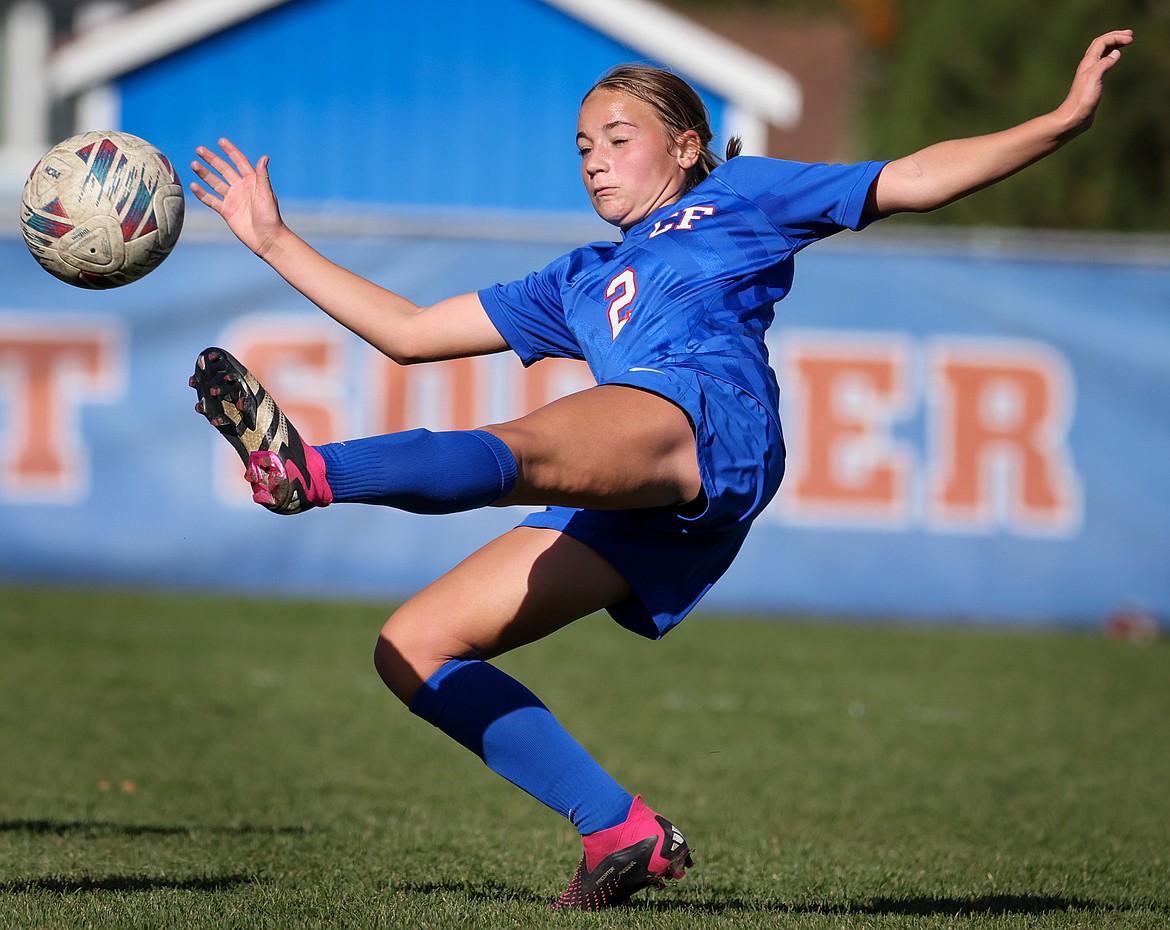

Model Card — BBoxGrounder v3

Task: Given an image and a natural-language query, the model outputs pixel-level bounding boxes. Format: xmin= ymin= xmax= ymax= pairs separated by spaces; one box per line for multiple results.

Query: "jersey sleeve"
xmin=713 ymin=155 xmax=888 ymax=248
xmin=478 ymin=253 xmax=583 ymax=367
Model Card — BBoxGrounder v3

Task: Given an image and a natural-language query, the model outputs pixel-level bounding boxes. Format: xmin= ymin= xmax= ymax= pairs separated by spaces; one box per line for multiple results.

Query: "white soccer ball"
xmin=19 ymin=130 xmax=185 ymax=289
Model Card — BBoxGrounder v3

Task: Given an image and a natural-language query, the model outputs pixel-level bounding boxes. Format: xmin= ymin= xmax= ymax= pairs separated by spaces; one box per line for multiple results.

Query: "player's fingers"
xmin=195 ymin=143 xmax=240 ymax=183
xmin=190 ymin=159 xmax=230 ymax=196
xmin=1073 ymin=31 xmax=1129 ymax=86
xmin=188 ymin=181 xmax=224 ymax=213
xmin=218 ymin=137 xmax=256 ymax=178
xmin=255 ymin=155 xmax=274 ymax=192
xmin=1087 ymin=29 xmax=1133 ymax=61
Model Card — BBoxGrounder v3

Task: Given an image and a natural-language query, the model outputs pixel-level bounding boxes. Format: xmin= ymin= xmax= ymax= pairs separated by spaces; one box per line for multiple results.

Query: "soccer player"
xmin=189 ymin=30 xmax=1130 ymax=909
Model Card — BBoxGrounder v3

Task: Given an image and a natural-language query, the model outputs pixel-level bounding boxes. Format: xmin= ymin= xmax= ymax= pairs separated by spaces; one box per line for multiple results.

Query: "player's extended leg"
xmin=191 ymin=346 xmax=515 ymax=515
xmin=375 ymin=525 xmax=692 ymax=909
xmin=191 ymin=347 xmax=701 ymax=516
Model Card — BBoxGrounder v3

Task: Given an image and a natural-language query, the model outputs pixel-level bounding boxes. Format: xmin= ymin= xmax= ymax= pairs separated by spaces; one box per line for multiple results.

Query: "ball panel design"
xmin=19 ymin=131 xmax=186 ymax=289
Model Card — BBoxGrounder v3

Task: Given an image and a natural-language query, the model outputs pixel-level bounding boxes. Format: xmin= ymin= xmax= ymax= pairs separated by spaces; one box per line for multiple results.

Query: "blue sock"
xmin=316 ymin=429 xmax=517 ymax=514
xmin=410 ymin=658 xmax=634 ymax=835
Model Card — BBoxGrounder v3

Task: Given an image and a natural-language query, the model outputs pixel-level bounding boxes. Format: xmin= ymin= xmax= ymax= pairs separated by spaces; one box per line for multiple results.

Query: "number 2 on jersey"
xmin=606 ymin=268 xmax=637 ymax=340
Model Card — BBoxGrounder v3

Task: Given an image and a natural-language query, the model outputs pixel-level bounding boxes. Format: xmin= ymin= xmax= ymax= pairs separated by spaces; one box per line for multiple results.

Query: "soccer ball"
xmin=19 ymin=130 xmax=185 ymax=289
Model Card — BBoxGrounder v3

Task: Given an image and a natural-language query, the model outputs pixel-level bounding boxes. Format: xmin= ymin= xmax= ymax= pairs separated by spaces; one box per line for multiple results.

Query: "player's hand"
xmin=190 ymin=139 xmax=285 ymax=258
xmin=1055 ymin=30 xmax=1133 ymax=137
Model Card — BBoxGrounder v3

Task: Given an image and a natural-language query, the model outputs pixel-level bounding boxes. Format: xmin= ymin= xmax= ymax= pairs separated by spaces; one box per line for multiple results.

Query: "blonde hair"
xmin=584 ymin=64 xmax=742 ymax=191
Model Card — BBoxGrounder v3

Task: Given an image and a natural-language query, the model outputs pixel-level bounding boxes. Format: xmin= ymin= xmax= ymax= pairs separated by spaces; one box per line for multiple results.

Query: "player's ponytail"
xmin=585 ymin=65 xmax=741 ymax=192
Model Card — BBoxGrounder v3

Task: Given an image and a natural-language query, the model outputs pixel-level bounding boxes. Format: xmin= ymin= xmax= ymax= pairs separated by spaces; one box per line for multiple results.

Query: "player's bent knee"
xmin=374 ymin=607 xmax=467 ymax=705
xmin=373 ymin=630 xmax=419 ymax=704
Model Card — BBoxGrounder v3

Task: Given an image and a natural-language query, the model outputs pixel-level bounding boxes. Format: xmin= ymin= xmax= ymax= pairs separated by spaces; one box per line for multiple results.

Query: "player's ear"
xmin=674 ymin=130 xmax=701 ymax=170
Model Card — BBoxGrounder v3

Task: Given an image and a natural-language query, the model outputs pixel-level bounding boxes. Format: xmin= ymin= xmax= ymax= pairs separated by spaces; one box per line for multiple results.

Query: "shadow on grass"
xmin=0 ymin=874 xmax=259 ymax=894
xmin=813 ymin=894 xmax=1103 ymax=917
xmin=398 ymin=880 xmax=548 ymax=906
xmin=0 ymin=820 xmax=288 ymax=896
xmin=397 ymin=881 xmax=1152 ymax=918
xmin=771 ymin=894 xmax=1104 ymax=917
xmin=0 ymin=819 xmax=307 ymax=837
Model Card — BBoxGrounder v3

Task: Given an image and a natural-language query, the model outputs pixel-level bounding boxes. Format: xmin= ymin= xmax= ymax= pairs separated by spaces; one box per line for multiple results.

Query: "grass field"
xmin=0 ymin=585 xmax=1167 ymax=929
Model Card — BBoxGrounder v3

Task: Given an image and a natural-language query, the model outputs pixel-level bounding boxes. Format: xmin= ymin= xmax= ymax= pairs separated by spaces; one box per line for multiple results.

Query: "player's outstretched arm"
xmin=190 ymin=138 xmax=507 ymax=364
xmin=867 ymin=29 xmax=1133 ymax=217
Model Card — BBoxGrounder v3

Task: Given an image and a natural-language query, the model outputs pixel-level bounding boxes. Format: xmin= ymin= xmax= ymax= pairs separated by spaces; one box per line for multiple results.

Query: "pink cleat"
xmin=190 ymin=347 xmax=332 ymax=515
xmin=551 ymin=795 xmax=693 ymax=910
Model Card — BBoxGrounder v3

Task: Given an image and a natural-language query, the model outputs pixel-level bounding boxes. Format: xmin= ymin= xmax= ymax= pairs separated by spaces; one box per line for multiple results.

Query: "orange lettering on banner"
xmin=928 ymin=342 xmax=1081 ymax=532
xmin=775 ymin=331 xmax=1080 ymax=536
xmin=0 ymin=323 xmax=122 ymax=501
xmin=781 ymin=335 xmax=912 ymax=524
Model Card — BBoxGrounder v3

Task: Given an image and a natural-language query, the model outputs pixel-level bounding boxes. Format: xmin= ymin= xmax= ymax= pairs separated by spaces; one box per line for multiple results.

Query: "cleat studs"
xmin=194 ymin=402 xmax=204 ymax=414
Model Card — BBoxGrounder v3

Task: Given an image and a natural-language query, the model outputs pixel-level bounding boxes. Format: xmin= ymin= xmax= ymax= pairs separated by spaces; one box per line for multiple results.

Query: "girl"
xmin=190 ymin=30 xmax=1130 ymax=909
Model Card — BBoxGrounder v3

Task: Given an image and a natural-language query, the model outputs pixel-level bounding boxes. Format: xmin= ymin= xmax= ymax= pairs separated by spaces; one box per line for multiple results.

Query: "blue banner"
xmin=2 ymin=226 xmax=1167 ymax=628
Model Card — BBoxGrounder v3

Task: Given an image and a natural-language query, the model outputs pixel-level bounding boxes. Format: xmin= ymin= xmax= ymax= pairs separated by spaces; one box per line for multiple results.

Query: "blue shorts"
xmin=518 ymin=368 xmax=785 ymax=639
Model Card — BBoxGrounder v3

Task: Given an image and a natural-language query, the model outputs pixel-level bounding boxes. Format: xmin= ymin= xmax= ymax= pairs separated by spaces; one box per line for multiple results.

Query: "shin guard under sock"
xmin=316 ymin=429 xmax=517 ymax=514
xmin=410 ymin=658 xmax=634 ymax=835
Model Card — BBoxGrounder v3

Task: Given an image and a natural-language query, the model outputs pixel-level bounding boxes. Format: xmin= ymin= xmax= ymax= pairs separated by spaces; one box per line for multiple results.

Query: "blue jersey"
xmin=479 ymin=155 xmax=887 ymax=423
xmin=480 ymin=155 xmax=888 ymax=638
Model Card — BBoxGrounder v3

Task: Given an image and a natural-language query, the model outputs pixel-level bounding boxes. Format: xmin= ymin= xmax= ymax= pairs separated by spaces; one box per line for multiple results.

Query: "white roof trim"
xmin=544 ymin=0 xmax=801 ymax=126
xmin=48 ymin=0 xmax=295 ymax=98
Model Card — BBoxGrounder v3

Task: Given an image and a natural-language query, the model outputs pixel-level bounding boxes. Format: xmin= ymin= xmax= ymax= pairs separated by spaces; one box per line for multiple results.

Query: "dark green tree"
xmin=666 ymin=0 xmax=1168 ymax=230
xmin=866 ymin=0 xmax=1166 ymax=230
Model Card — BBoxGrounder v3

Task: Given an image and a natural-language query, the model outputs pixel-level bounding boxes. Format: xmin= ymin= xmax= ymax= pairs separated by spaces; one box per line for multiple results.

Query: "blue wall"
xmin=115 ymin=0 xmax=727 ymax=212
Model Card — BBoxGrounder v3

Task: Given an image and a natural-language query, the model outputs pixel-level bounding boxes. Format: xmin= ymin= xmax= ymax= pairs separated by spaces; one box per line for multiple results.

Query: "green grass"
xmin=0 ymin=585 xmax=1167 ymax=929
